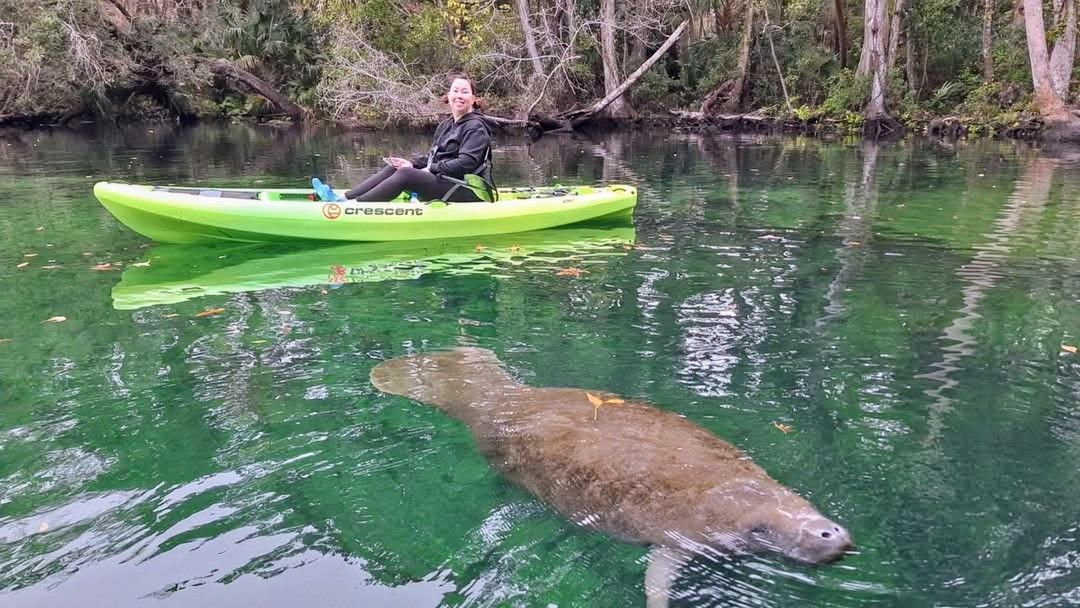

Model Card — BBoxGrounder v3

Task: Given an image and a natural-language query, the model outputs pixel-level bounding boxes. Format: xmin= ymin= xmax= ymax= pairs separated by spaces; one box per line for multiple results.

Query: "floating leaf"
xmin=194 ymin=307 xmax=225 ymax=318
xmin=773 ymin=422 xmax=793 ymax=434
xmin=1063 ymin=344 xmax=1078 ymax=354
xmin=42 ymin=316 xmax=67 ymax=323
xmin=91 ymin=263 xmax=116 ymax=271
xmin=40 ymin=264 xmax=62 ymax=269
xmin=82 ymin=252 xmax=93 ymax=256
xmin=555 ymin=267 xmax=586 ymax=277
xmin=0 ymin=338 xmax=11 ymax=345
xmin=16 ymin=262 xmax=29 ymax=269
xmin=35 ymin=226 xmax=44 ymax=231
xmin=130 ymin=261 xmax=150 ymax=267
xmin=23 ymin=253 xmax=37 ymax=258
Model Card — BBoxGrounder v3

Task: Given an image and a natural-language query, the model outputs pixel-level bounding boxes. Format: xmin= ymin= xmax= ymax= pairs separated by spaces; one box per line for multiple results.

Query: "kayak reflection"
xmin=112 ymin=226 xmax=637 ymax=310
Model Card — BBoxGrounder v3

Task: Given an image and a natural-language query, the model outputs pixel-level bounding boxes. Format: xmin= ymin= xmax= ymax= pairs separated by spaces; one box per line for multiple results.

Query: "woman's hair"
xmin=442 ymin=72 xmax=486 ymax=111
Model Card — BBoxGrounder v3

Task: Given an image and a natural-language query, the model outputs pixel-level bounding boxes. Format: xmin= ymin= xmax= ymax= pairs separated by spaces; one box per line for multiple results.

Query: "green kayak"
xmin=93 ymin=181 xmax=637 ymax=244
xmin=111 ymin=226 xmax=636 ymax=309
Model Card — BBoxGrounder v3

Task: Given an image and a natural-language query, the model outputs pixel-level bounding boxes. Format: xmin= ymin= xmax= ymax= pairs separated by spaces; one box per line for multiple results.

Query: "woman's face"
xmin=447 ymin=78 xmax=475 ymax=116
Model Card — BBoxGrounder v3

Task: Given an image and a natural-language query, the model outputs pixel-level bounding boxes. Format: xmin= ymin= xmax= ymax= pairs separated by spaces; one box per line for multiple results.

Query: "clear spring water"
xmin=1 ymin=124 xmax=1079 ymax=607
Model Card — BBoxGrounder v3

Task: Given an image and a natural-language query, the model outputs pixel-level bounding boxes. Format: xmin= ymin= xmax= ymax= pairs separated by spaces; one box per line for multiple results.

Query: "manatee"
xmin=370 ymin=347 xmax=852 ymax=606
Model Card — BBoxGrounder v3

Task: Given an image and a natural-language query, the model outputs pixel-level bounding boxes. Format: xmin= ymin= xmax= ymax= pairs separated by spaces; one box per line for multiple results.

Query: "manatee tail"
xmin=370 ymin=347 xmax=521 ymax=415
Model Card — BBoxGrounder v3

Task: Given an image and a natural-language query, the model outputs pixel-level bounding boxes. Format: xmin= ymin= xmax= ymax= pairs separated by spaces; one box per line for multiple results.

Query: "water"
xmin=2 ymin=123 xmax=1080 ymax=607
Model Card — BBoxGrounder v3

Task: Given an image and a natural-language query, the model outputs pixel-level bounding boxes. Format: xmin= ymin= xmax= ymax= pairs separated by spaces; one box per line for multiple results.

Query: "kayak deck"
xmin=93 ymin=182 xmax=637 ymax=244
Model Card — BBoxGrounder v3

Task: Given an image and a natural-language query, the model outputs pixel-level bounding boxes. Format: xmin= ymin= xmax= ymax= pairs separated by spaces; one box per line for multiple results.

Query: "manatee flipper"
xmin=645 ymin=545 xmax=690 ymax=608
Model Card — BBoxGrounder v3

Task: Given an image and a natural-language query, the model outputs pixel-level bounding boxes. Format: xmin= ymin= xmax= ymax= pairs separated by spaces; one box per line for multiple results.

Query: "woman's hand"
xmin=384 ymin=156 xmax=412 ymax=169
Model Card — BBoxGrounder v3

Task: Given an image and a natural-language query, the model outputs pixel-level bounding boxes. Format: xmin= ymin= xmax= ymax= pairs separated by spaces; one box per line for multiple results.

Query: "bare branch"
xmin=317 ymin=29 xmax=445 ymax=121
xmin=524 ymin=20 xmax=593 ymax=118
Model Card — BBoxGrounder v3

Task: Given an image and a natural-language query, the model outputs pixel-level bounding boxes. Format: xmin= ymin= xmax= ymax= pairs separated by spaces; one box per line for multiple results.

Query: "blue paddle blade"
xmin=311 ymin=177 xmax=343 ymax=201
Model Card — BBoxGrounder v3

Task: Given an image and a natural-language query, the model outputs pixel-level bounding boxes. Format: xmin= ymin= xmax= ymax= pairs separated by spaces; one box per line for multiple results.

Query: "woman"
xmin=317 ymin=73 xmax=494 ymax=203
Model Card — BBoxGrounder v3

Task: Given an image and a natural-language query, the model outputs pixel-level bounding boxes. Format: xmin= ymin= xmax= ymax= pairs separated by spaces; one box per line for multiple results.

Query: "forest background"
xmin=1 ymin=0 xmax=1079 ymax=140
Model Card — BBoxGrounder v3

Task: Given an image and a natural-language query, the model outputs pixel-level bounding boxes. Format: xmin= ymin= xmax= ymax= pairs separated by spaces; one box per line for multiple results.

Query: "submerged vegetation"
xmin=0 ymin=0 xmax=1078 ymax=139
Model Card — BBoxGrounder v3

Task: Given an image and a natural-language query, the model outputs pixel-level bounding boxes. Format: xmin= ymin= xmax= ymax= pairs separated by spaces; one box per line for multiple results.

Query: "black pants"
xmin=344 ymin=166 xmax=481 ymax=202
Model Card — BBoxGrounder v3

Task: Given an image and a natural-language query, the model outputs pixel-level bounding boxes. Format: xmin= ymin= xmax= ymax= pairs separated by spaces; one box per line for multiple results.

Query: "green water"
xmin=2 ymin=123 xmax=1079 ymax=607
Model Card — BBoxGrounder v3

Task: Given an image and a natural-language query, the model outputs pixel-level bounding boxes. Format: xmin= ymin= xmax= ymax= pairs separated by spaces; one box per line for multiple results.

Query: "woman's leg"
xmin=353 ymin=167 xmax=481 ymax=202
xmin=344 ymin=165 xmax=397 ymax=200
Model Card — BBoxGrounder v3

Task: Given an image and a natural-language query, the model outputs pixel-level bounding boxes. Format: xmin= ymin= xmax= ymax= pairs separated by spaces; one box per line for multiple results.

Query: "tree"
xmin=862 ymin=0 xmax=895 ymax=132
xmin=599 ymin=0 xmax=631 ymax=117
xmin=886 ymin=0 xmax=906 ymax=72
xmin=514 ymin=0 xmax=545 ymax=84
xmin=1048 ymin=0 xmax=1077 ymax=100
xmin=1022 ymin=0 xmax=1071 ymax=119
xmin=832 ymin=0 xmax=849 ymax=68
xmin=1021 ymin=0 xmax=1080 ymax=141
xmin=982 ymin=0 xmax=995 ymax=81
xmin=701 ymin=0 xmax=754 ymax=114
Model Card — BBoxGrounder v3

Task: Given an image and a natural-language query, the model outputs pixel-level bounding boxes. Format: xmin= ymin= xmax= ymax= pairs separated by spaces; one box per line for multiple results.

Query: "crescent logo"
xmin=322 ymin=203 xmax=342 ymax=220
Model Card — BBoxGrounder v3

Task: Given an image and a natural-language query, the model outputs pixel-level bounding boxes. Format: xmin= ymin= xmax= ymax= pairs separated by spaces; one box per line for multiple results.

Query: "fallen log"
xmin=561 ymin=20 xmax=689 ymax=128
xmin=210 ymin=59 xmax=310 ymax=121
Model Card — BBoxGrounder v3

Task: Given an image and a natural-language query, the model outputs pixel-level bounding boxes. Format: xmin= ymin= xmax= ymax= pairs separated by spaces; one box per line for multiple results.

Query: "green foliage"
xmin=628 ymin=66 xmax=683 ymax=112
xmin=684 ymin=33 xmax=740 ymax=99
xmin=216 ymin=0 xmax=325 ymax=96
xmin=821 ymin=69 xmax=870 ymax=116
xmin=0 ymin=0 xmax=1064 ymax=131
xmin=991 ymin=26 xmax=1033 ymax=87
xmin=789 ymin=47 xmax=838 ymax=106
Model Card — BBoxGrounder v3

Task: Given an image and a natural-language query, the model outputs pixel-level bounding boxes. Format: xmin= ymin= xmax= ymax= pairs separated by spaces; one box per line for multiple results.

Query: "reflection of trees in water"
xmin=818 ymin=141 xmax=880 ymax=327
xmin=918 ymin=153 xmax=1054 ymax=445
xmin=663 ymin=136 xmax=812 ymax=400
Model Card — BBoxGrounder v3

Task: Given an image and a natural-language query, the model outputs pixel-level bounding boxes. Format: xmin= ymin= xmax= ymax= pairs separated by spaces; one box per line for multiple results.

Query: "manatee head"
xmin=736 ymin=494 xmax=853 ymax=564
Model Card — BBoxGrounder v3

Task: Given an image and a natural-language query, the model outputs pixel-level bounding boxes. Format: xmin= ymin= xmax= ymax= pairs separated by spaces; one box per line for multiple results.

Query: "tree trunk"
xmin=886 ymin=0 xmax=905 ymax=72
xmin=981 ymin=0 xmax=995 ymax=81
xmin=863 ymin=0 xmax=889 ymax=118
xmin=833 ymin=0 xmax=849 ymax=68
xmin=599 ymin=0 xmax=631 ymax=117
xmin=1049 ymin=0 xmax=1077 ymax=100
xmin=562 ymin=0 xmax=577 ymax=37
xmin=1023 ymin=0 xmax=1070 ymax=118
xmin=906 ymin=24 xmax=919 ymax=96
xmin=514 ymin=0 xmax=545 ymax=81
xmin=210 ymin=59 xmax=309 ymax=121
xmin=763 ymin=4 xmax=793 ymax=112
xmin=723 ymin=0 xmax=754 ymax=112
xmin=856 ymin=14 xmax=871 ymax=76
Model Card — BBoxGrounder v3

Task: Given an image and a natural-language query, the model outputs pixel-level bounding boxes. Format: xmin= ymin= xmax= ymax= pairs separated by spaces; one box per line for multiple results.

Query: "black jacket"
xmin=412 ymin=111 xmax=492 ymax=180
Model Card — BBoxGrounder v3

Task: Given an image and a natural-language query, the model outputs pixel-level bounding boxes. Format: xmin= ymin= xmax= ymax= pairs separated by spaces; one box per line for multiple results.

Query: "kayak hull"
xmin=93 ymin=182 xmax=637 ymax=243
xmin=111 ymin=226 xmax=636 ymax=309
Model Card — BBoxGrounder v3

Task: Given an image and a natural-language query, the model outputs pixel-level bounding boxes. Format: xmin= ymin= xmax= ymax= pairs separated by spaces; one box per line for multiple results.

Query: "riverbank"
xmin=0 ymin=108 xmax=1063 ymax=145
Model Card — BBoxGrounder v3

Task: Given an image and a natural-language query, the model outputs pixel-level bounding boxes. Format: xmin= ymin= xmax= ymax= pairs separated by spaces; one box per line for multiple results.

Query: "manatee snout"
xmin=785 ymin=517 xmax=853 ymax=564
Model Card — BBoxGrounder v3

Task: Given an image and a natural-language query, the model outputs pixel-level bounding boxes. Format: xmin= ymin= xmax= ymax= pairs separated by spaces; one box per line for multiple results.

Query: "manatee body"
xmin=370 ymin=347 xmax=852 ymax=605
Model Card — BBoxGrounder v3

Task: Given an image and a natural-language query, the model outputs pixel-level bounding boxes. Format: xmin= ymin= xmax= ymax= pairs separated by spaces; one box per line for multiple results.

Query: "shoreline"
xmin=0 ymin=110 xmax=1055 ymax=144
